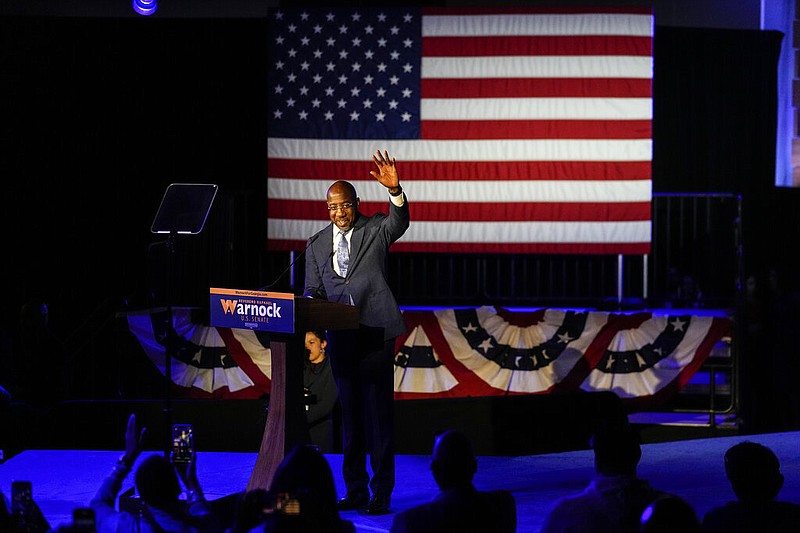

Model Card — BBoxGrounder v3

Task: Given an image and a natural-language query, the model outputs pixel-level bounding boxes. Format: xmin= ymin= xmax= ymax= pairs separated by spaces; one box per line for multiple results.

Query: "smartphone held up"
xmin=170 ymin=424 xmax=193 ymax=464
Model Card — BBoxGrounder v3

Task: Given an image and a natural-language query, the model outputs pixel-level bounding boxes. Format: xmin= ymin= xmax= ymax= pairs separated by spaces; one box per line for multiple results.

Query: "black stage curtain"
xmin=652 ymin=26 xmax=783 ymax=278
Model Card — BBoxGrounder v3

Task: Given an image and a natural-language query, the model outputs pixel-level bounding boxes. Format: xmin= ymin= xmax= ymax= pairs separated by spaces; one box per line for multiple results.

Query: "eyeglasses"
xmin=327 ymin=202 xmax=354 ymax=212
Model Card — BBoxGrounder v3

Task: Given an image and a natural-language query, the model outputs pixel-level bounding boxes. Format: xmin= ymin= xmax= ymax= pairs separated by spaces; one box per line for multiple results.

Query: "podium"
xmin=244 ymin=297 xmax=360 ymax=491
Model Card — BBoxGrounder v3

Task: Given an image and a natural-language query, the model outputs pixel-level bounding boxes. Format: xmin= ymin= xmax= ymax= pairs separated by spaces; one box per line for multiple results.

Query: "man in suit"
xmin=390 ymin=429 xmax=517 ymax=533
xmin=304 ymin=150 xmax=409 ymax=515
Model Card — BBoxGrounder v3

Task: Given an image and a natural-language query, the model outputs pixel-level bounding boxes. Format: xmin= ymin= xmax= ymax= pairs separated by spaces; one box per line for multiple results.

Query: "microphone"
xmin=260 ymin=232 xmax=323 ymax=291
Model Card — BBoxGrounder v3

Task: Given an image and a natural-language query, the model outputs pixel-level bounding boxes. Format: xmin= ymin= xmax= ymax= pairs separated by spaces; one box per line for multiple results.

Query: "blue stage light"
xmin=132 ymin=0 xmax=158 ymax=16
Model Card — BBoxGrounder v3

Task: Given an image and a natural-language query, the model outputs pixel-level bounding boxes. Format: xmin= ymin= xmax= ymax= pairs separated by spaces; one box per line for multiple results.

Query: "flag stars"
xmin=605 ymin=354 xmax=616 ymax=370
xmin=269 ymin=9 xmax=423 ymax=134
xmin=461 ymin=322 xmax=478 ymax=334
xmin=670 ymin=317 xmax=686 ymax=331
xmin=478 ymin=338 xmax=494 ymax=353
xmin=274 ymin=11 xmax=284 ymax=20
xmin=557 ymin=332 xmax=573 ymax=344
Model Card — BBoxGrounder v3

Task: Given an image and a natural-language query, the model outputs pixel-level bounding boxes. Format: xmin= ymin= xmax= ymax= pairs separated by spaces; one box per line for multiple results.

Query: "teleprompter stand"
xmin=150 ymin=183 xmax=218 ymax=456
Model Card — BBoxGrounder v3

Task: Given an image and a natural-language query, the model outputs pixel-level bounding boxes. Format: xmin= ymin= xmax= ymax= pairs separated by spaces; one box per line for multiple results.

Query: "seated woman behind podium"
xmin=304 ymin=330 xmax=339 ymax=453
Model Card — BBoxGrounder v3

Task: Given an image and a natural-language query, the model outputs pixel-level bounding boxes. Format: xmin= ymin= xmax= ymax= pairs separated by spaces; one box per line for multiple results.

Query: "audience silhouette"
xmin=702 ymin=440 xmax=800 ymax=532
xmin=1 ymin=487 xmax=51 ymax=533
xmin=390 ymin=429 xmax=516 ymax=533
xmin=9 ymin=299 xmax=67 ymax=408
xmin=0 ymin=299 xmax=67 ymax=457
xmin=540 ymin=418 xmax=666 ymax=533
xmin=224 ymin=488 xmax=271 ymax=533
xmin=90 ymin=413 xmax=220 ymax=533
xmin=251 ymin=443 xmax=355 ymax=533
xmin=640 ymin=493 xmax=701 ymax=533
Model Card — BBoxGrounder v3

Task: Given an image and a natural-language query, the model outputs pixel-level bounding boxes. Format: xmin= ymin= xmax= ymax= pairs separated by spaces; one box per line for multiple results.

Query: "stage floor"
xmin=2 ymin=431 xmax=799 ymax=533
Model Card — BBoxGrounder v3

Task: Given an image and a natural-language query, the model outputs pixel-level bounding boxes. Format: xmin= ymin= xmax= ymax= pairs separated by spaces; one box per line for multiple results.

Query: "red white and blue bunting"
xmin=127 ymin=306 xmax=730 ymax=408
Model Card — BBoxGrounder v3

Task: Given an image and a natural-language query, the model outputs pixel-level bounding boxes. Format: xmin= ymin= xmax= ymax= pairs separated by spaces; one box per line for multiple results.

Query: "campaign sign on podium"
xmin=209 ymin=288 xmax=295 ymax=334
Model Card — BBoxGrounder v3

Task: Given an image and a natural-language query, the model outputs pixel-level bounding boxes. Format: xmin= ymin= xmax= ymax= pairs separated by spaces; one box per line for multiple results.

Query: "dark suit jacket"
xmin=304 ymin=195 xmax=410 ymax=341
xmin=390 ymin=485 xmax=517 ymax=533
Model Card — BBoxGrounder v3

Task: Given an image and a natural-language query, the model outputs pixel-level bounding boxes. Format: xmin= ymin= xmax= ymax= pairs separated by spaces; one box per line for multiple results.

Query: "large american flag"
xmin=267 ymin=6 xmax=653 ymax=254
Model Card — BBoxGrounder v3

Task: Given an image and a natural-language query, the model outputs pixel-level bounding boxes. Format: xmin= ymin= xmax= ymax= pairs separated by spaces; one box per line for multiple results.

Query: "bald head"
xmin=327 ymin=180 xmax=357 ymax=200
xmin=430 ymin=430 xmax=477 ymax=489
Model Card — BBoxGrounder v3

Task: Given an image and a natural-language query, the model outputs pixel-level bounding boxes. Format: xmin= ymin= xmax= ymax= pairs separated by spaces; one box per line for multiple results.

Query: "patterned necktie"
xmin=337 ymin=230 xmax=350 ymax=277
